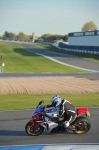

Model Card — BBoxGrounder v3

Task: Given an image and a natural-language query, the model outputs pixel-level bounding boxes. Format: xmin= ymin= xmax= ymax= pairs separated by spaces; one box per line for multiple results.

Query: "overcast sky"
xmin=0 ymin=0 xmax=99 ymax=37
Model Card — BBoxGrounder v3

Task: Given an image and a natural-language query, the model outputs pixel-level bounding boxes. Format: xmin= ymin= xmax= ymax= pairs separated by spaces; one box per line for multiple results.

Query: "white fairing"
xmin=46 ymin=121 xmax=58 ymax=133
xmin=45 ymin=107 xmax=59 ymax=117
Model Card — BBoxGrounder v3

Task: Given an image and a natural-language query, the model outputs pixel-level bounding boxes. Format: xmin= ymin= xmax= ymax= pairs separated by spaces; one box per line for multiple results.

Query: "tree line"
xmin=3 ymin=31 xmax=33 ymax=41
xmin=40 ymin=21 xmax=97 ymax=41
xmin=1 ymin=31 xmax=68 ymax=42
xmin=0 ymin=21 xmax=98 ymax=41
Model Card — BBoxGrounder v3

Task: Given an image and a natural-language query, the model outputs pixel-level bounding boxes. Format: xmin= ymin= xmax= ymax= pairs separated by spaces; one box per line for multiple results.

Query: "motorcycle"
xmin=25 ymin=100 xmax=91 ymax=136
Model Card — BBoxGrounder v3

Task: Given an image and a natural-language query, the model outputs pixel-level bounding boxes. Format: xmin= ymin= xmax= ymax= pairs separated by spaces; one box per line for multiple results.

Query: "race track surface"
xmin=0 ymin=42 xmax=99 ymax=146
xmin=0 ymin=72 xmax=99 ymax=80
xmin=0 ymin=108 xmax=99 ymax=146
xmin=18 ymin=43 xmax=99 ymax=72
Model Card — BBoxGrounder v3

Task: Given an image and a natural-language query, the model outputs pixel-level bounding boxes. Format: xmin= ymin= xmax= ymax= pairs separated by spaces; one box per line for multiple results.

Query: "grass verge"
xmin=0 ymin=94 xmax=99 ymax=111
xmin=0 ymin=41 xmax=87 ymax=73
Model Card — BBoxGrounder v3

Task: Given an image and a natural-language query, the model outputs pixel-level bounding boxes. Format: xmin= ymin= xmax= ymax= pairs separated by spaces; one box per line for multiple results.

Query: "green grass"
xmin=0 ymin=41 xmax=90 ymax=73
xmin=34 ymin=43 xmax=99 ymax=62
xmin=0 ymin=42 xmax=98 ymax=110
xmin=0 ymin=94 xmax=99 ymax=111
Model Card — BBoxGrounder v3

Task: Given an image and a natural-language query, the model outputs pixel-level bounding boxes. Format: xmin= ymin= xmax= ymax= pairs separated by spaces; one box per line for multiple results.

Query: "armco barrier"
xmin=38 ymin=41 xmax=99 ymax=55
xmin=0 ymin=145 xmax=99 ymax=150
xmin=58 ymin=42 xmax=99 ymax=55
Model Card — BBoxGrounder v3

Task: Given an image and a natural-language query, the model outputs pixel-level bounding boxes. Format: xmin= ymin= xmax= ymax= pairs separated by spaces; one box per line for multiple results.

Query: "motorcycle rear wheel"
xmin=72 ymin=117 xmax=91 ymax=134
xmin=25 ymin=122 xmax=44 ymax=136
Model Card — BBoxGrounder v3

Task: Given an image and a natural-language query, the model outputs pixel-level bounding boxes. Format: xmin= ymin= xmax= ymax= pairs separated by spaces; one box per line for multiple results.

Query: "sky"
xmin=0 ymin=0 xmax=99 ymax=37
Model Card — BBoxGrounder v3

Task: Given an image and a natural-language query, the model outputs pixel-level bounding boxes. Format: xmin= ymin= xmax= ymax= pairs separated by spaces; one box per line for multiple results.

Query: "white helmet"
xmin=51 ymin=95 xmax=62 ymax=107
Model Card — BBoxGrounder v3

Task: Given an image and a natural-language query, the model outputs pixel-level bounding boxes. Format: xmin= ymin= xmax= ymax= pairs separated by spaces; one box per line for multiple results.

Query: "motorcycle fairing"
xmin=33 ymin=106 xmax=43 ymax=115
xmin=77 ymin=108 xmax=90 ymax=116
xmin=42 ymin=121 xmax=58 ymax=133
xmin=30 ymin=119 xmax=40 ymax=128
xmin=45 ymin=107 xmax=59 ymax=117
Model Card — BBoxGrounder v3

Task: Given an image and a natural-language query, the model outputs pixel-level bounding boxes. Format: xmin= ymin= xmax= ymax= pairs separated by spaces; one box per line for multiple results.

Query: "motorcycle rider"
xmin=46 ymin=95 xmax=77 ymax=128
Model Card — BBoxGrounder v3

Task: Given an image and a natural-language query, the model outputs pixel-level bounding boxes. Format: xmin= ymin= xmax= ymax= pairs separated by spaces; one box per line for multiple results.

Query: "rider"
xmin=47 ymin=95 xmax=77 ymax=128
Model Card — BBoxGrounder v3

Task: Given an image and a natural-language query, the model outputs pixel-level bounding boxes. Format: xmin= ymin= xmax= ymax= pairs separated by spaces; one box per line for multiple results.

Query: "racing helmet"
xmin=51 ymin=95 xmax=62 ymax=107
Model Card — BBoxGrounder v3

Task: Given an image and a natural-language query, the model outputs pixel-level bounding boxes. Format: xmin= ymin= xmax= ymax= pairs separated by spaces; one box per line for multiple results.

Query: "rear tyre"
xmin=72 ymin=117 xmax=91 ymax=134
xmin=25 ymin=122 xmax=44 ymax=136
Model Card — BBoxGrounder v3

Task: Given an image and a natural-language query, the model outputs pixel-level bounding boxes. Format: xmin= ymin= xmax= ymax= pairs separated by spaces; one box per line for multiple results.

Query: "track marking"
xmin=18 ymin=45 xmax=98 ymax=72
xmin=35 ymin=52 xmax=97 ymax=72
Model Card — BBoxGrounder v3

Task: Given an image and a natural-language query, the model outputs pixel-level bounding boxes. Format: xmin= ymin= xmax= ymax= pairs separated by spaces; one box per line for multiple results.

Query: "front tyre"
xmin=72 ymin=117 xmax=91 ymax=134
xmin=25 ymin=122 xmax=44 ymax=136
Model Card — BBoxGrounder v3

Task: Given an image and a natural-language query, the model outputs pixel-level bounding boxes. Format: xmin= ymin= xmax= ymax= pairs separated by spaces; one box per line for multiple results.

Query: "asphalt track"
xmin=1 ymin=42 xmax=99 ymax=80
xmin=0 ymin=108 xmax=99 ymax=146
xmin=0 ymin=72 xmax=99 ymax=80
xmin=18 ymin=43 xmax=99 ymax=72
xmin=0 ymin=42 xmax=99 ymax=146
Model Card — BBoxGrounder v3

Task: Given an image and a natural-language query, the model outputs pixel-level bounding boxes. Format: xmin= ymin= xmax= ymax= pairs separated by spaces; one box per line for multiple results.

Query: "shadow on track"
xmin=0 ymin=130 xmax=27 ymax=136
xmin=0 ymin=130 xmax=74 ymax=136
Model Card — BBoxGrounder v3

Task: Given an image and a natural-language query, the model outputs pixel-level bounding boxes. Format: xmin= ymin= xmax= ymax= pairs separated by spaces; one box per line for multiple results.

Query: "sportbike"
xmin=25 ymin=100 xmax=91 ymax=136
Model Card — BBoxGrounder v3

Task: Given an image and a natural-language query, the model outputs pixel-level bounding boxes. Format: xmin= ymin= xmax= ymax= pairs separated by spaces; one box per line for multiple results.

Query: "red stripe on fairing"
xmin=29 ymin=119 xmax=39 ymax=128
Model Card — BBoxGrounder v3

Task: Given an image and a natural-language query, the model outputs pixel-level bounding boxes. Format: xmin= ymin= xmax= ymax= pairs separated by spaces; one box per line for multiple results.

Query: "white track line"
xmin=35 ymin=52 xmax=97 ymax=72
xmin=18 ymin=45 xmax=98 ymax=72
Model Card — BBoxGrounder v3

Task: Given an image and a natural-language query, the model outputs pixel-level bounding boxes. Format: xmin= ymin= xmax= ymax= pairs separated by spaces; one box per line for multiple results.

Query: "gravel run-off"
xmin=0 ymin=77 xmax=99 ymax=94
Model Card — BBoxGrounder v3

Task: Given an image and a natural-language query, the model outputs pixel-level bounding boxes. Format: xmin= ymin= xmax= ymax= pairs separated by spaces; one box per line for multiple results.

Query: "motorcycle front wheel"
xmin=72 ymin=117 xmax=91 ymax=134
xmin=25 ymin=122 xmax=44 ymax=136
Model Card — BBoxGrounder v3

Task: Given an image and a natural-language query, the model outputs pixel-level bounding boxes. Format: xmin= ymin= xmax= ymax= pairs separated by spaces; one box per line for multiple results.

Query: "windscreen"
xmin=33 ymin=106 xmax=43 ymax=115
